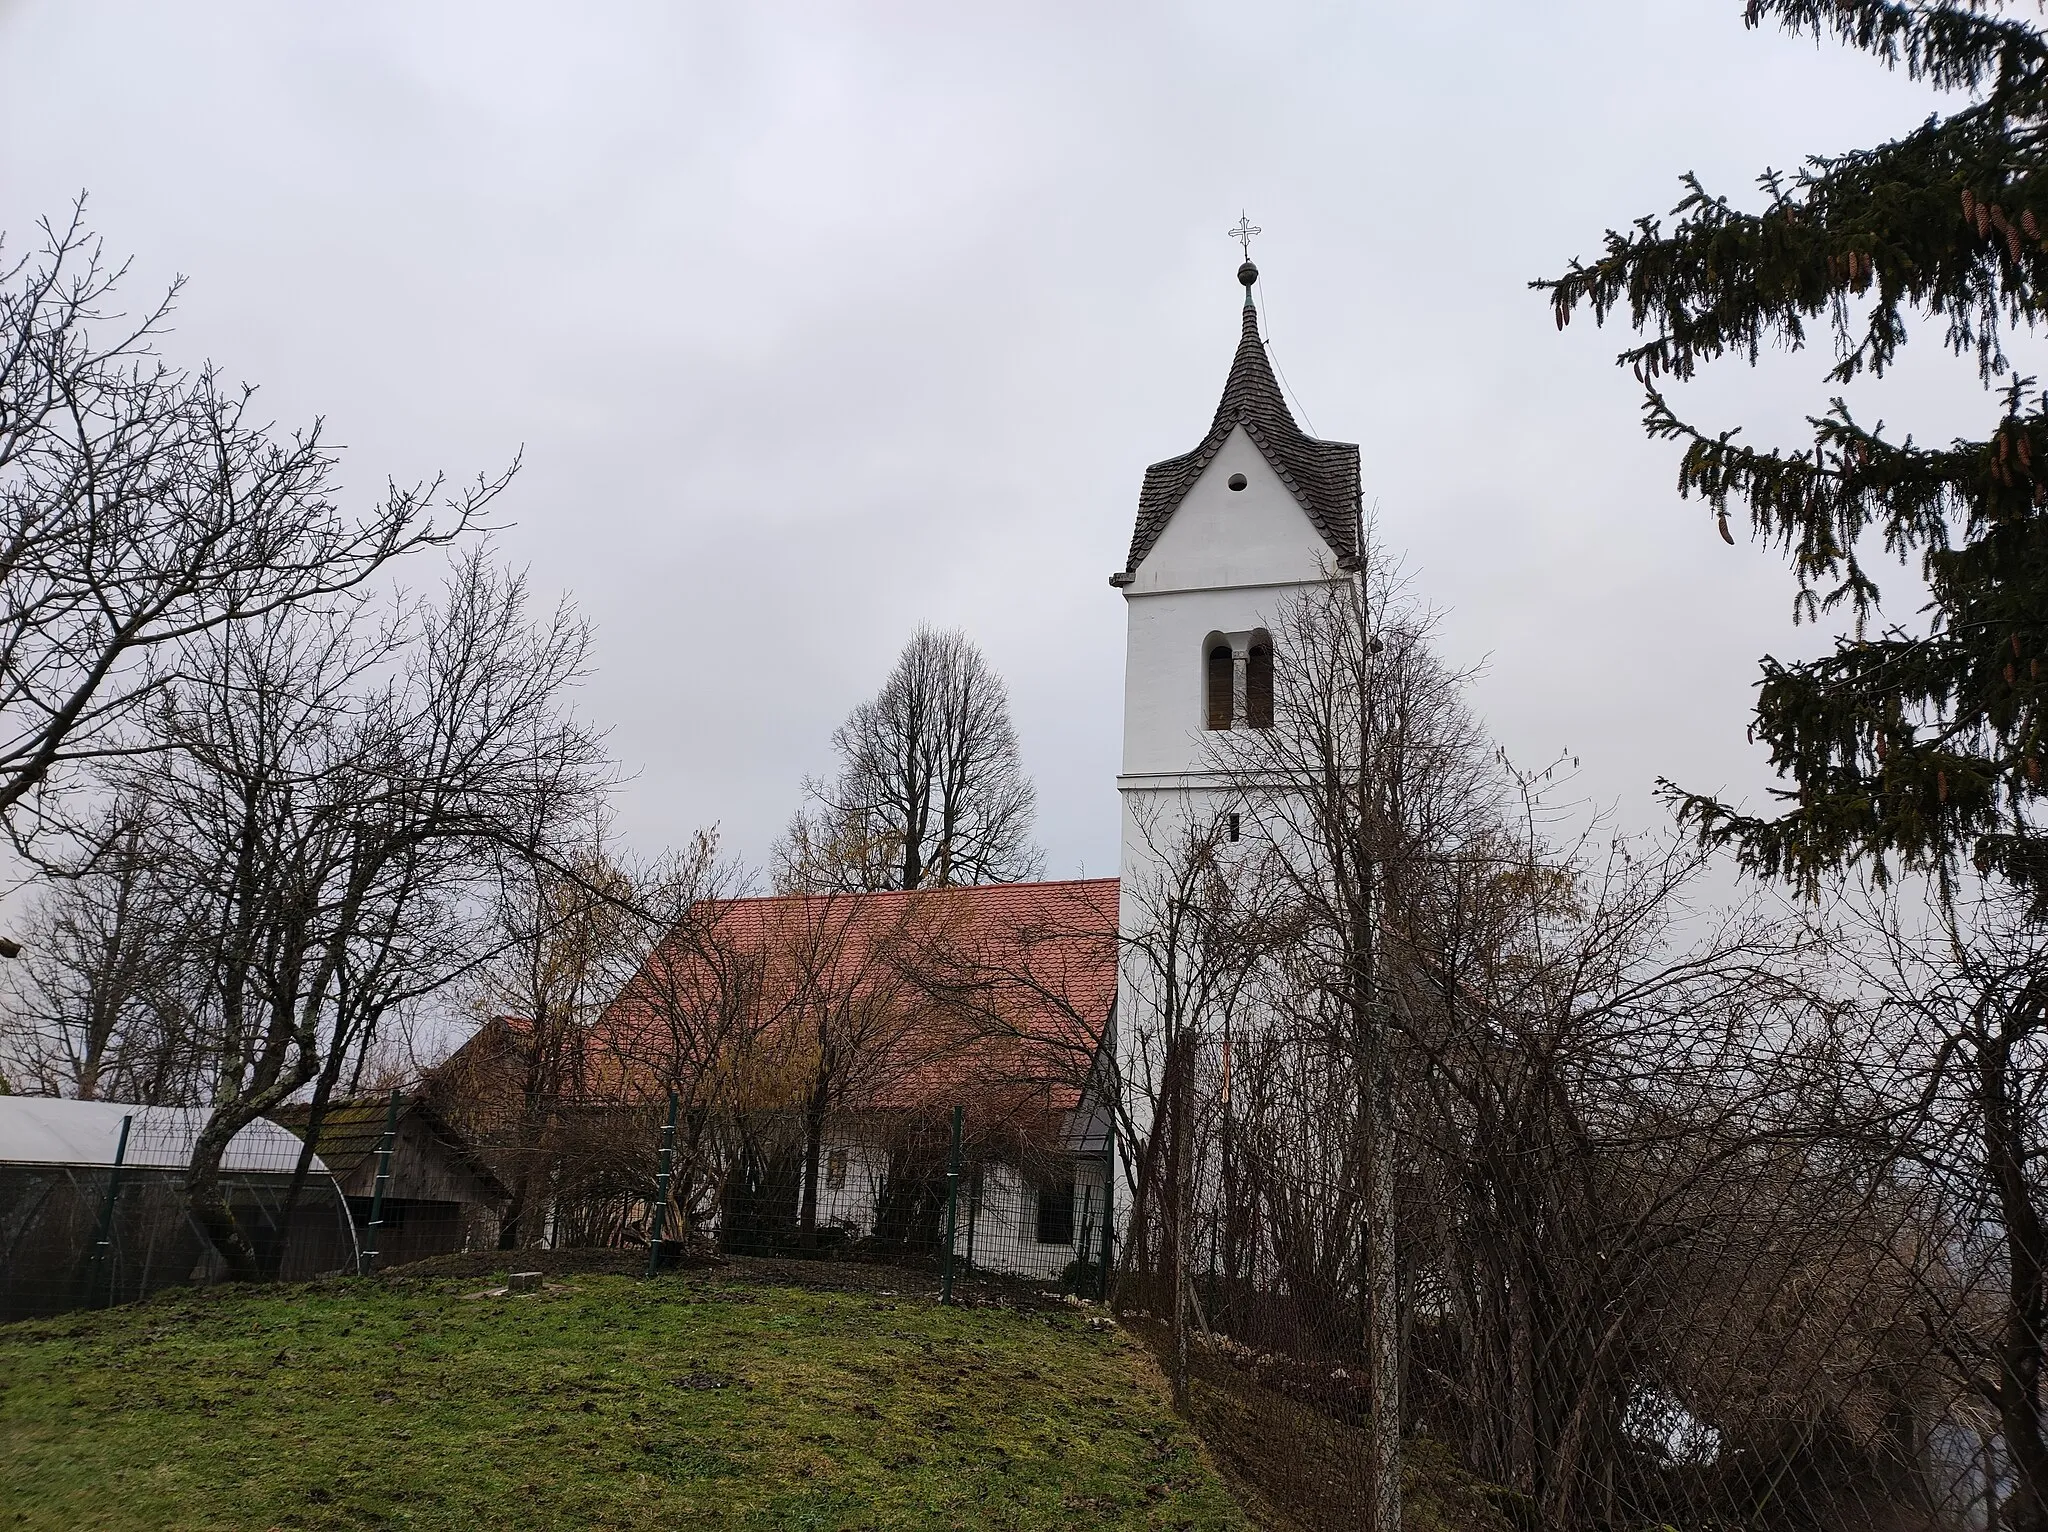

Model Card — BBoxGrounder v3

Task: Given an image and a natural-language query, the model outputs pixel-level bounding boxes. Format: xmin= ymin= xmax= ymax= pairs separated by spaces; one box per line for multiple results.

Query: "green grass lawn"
xmin=0 ymin=1273 xmax=1251 ymax=1531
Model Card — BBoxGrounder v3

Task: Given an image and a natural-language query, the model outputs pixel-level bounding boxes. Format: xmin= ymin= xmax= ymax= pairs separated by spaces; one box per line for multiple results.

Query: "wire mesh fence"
xmin=0 ymin=1103 xmax=358 ymax=1321
xmin=0 ymin=1092 xmax=1114 ymax=1318
xmin=1111 ymin=1024 xmax=2031 ymax=1532
xmin=17 ymin=1069 xmax=2028 ymax=1531
xmin=410 ymin=1093 xmax=1116 ymax=1295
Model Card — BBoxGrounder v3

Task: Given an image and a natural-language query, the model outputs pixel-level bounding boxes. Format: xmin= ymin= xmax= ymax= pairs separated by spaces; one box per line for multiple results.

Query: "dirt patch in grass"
xmin=0 ymin=1273 xmax=1247 ymax=1531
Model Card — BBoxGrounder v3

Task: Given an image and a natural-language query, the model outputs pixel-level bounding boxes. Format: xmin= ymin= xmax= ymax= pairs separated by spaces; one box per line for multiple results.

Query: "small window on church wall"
xmin=1206 ymin=645 xmax=1234 ymax=730
xmin=1246 ymin=639 xmax=1274 ymax=729
xmin=1036 ymin=1178 xmax=1076 ymax=1245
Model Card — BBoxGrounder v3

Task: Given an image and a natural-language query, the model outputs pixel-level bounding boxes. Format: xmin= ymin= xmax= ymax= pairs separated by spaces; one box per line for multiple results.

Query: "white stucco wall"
xmin=1114 ymin=426 xmax=1346 ymax=1164
xmin=1127 ymin=426 xmax=1332 ymax=597
xmin=812 ymin=1138 xmax=893 ymax=1235
xmin=1119 ymin=427 xmax=1333 ymax=781
xmin=954 ymin=1157 xmax=1109 ymax=1282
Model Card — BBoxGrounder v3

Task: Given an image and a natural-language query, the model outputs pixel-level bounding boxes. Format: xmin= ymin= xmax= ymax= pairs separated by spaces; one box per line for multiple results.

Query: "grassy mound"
xmin=0 ymin=1272 xmax=1248 ymax=1531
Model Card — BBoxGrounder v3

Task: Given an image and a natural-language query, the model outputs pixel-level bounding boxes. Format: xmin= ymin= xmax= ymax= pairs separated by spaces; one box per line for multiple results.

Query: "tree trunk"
xmin=271 ymin=1001 xmax=380 ymax=1278
xmin=799 ymin=1078 xmax=830 ymax=1246
xmin=1170 ymin=1057 xmax=1192 ymax=1416
xmin=1364 ymin=1038 xmax=1401 ymax=1532
xmin=498 ymin=1168 xmax=531 ymax=1250
xmin=186 ymin=1108 xmax=263 ymax=1282
xmin=1985 ymin=1026 xmax=2048 ymax=1532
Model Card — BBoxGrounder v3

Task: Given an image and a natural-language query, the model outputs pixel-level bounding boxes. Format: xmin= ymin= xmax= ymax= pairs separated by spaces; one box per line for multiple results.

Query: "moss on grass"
xmin=0 ymin=1274 xmax=1248 ymax=1531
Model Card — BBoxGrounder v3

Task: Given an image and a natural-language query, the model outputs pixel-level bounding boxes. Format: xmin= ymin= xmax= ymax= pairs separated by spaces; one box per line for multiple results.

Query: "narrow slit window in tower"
xmin=1206 ymin=644 xmax=1234 ymax=730
xmin=1246 ymin=639 xmax=1274 ymax=729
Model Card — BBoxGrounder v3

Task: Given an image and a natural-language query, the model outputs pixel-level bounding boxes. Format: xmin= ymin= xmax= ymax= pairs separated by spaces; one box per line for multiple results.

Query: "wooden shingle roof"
xmin=272 ymin=1097 xmax=506 ymax=1195
xmin=1117 ymin=272 xmax=1361 ymax=584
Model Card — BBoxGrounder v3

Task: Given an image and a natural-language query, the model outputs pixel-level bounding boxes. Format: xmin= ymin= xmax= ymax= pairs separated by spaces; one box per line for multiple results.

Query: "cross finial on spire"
xmin=1228 ymin=213 xmax=1261 ymax=261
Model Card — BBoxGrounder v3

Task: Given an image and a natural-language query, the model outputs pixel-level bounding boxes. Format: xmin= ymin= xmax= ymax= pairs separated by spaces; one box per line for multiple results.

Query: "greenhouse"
xmin=0 ymin=1098 xmax=358 ymax=1320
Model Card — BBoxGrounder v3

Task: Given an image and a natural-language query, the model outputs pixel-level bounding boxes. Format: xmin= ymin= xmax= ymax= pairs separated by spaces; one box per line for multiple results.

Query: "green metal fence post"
xmin=963 ymin=1163 xmax=981 ymax=1273
xmin=89 ymin=1113 xmax=132 ymax=1308
xmin=1097 ymin=1143 xmax=1115 ymax=1303
xmin=940 ymin=1104 xmax=964 ymax=1306
xmin=646 ymin=1093 xmax=679 ymax=1278
xmin=358 ymin=1088 xmax=402 ymax=1276
xmin=1078 ymin=1185 xmax=1094 ymax=1294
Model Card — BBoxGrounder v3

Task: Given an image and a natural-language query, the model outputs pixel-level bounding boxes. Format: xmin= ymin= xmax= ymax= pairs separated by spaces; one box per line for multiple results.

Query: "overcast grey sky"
xmin=0 ymin=2 xmax=1987 ymax=878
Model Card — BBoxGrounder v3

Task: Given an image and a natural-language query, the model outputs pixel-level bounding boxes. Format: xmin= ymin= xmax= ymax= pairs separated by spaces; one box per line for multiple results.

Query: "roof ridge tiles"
xmin=707 ymin=876 xmax=1117 ymax=910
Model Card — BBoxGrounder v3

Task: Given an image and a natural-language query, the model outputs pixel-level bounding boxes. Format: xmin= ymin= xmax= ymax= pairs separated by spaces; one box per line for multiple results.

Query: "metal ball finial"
xmin=1238 ymin=260 xmax=1258 ymax=288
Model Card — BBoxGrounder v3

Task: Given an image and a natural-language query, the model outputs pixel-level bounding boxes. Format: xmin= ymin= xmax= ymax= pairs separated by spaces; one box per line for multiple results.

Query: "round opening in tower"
xmin=1227 ymin=473 xmax=1248 ymax=491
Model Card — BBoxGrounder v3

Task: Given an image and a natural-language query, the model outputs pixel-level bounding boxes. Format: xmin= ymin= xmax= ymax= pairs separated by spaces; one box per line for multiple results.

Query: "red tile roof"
xmin=597 ymin=878 xmax=1118 ymax=1121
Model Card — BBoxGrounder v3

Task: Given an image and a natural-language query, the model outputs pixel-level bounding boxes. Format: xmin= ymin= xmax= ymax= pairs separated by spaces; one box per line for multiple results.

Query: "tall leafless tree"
xmin=0 ymin=204 xmax=505 ymax=837
xmin=58 ymin=552 xmax=604 ymax=1277
xmin=778 ymin=625 xmax=1041 ymax=892
xmin=1114 ymin=807 xmax=1271 ymax=1413
xmin=1125 ymin=537 xmax=1934 ymax=1527
xmin=2 ymin=800 xmax=206 ymax=1103
xmin=1203 ymin=538 xmax=1497 ymax=1532
xmin=464 ymin=830 xmax=645 ymax=1249
xmin=1796 ymin=876 xmax=2048 ymax=1531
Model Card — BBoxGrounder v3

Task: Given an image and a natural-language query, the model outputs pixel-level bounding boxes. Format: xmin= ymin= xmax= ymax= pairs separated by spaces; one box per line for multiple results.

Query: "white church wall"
xmin=1109 ymin=273 xmax=1361 ymax=1267
xmin=1115 ymin=429 xmax=1342 ymax=1163
xmin=1119 ymin=432 xmax=1335 ymax=782
xmin=953 ymin=1156 xmax=1109 ymax=1283
xmin=1122 ymin=590 xmax=1282 ymax=780
xmin=1127 ymin=426 xmax=1331 ymax=597
xmin=813 ymin=1137 xmax=893 ymax=1237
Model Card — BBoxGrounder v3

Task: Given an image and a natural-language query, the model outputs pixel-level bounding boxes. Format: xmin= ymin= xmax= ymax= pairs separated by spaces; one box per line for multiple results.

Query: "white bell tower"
xmin=1110 ymin=250 xmax=1362 ymax=1108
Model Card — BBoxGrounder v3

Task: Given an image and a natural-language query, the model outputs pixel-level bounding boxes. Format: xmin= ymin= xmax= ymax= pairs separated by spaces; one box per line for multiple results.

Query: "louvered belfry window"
xmin=1207 ymin=644 xmax=1234 ymax=730
xmin=1246 ymin=638 xmax=1274 ymax=729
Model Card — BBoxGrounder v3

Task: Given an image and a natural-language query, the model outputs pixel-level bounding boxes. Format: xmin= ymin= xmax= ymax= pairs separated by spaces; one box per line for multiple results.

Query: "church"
xmin=438 ymin=249 xmax=1362 ymax=1278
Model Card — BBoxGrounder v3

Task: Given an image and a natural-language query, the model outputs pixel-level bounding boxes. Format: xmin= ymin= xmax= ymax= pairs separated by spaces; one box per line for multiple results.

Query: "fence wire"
xmin=424 ymin=1094 xmax=1115 ymax=1294
xmin=13 ymin=1067 xmax=2028 ymax=1531
xmin=1111 ymin=1022 xmax=2027 ymax=1532
xmin=0 ymin=1107 xmax=357 ymax=1321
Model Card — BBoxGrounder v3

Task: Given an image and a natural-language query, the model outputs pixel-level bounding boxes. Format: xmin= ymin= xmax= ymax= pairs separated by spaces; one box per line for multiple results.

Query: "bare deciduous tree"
xmin=1115 ymin=807 xmax=1270 ymax=1414
xmin=462 ymin=833 xmax=643 ymax=1249
xmin=778 ymin=626 xmax=1041 ymax=892
xmin=52 ymin=552 xmax=605 ymax=1277
xmin=1114 ymin=534 xmax=1950 ymax=1529
xmin=2 ymin=801 xmax=205 ymax=1103
xmin=0 ymin=204 xmax=506 ymax=834
xmin=1801 ymin=877 xmax=2048 ymax=1531
xmin=1206 ymin=539 xmax=1495 ymax=1531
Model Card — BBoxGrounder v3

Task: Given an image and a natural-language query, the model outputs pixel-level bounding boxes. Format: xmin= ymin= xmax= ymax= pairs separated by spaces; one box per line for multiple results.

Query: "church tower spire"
xmin=1111 ymin=257 xmax=1360 ymax=591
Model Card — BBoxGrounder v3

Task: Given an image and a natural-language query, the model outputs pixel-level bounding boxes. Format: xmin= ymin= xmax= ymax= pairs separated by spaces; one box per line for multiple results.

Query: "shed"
xmin=0 ymin=1098 xmax=357 ymax=1320
xmin=272 ymin=1098 xmax=508 ymax=1266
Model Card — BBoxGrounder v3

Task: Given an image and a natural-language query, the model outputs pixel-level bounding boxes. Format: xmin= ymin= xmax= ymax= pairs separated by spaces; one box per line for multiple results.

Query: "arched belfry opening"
xmin=1246 ymin=631 xmax=1274 ymax=730
xmin=1205 ymin=631 xmax=1275 ymax=732
xmin=1206 ymin=638 xmax=1234 ymax=731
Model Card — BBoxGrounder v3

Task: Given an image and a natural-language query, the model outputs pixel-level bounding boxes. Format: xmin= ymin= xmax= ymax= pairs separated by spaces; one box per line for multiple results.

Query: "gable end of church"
xmin=1112 ymin=262 xmax=1362 ymax=587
